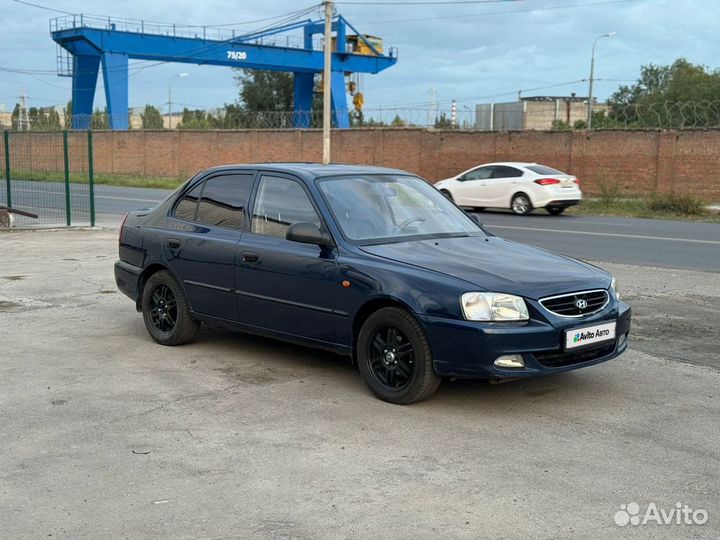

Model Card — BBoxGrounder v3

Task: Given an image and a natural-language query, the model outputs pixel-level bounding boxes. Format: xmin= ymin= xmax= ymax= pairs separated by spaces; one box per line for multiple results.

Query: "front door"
xmin=234 ymin=173 xmax=342 ymax=345
xmin=454 ymin=165 xmax=494 ymax=206
xmin=163 ymin=171 xmax=255 ymax=321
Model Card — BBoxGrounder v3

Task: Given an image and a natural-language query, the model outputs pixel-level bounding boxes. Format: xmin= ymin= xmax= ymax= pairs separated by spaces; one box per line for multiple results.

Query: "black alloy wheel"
xmin=357 ymin=307 xmax=441 ymax=404
xmin=369 ymin=326 xmax=415 ymax=390
xmin=142 ymin=270 xmax=200 ymax=346
xmin=149 ymin=284 xmax=177 ymax=333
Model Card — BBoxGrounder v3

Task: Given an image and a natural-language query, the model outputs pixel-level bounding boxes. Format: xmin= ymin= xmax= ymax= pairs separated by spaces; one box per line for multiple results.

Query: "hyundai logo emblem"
xmin=575 ymin=299 xmax=588 ymax=310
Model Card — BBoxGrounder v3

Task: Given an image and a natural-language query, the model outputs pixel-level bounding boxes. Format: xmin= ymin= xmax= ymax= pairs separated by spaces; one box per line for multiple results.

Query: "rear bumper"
xmin=114 ymin=260 xmax=142 ymax=302
xmin=421 ymin=300 xmax=631 ymax=378
xmin=545 ymin=199 xmax=581 ymax=208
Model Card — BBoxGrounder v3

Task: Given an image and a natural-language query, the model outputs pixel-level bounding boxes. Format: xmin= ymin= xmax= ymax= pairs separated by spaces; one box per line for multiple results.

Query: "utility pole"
xmin=587 ymin=32 xmax=616 ymax=129
xmin=322 ymin=0 xmax=333 ymax=164
xmin=18 ymin=89 xmax=30 ymax=131
xmin=168 ymin=73 xmax=188 ymax=129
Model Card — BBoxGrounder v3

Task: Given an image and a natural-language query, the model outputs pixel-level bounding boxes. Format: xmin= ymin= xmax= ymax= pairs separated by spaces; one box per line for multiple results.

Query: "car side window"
xmin=463 ymin=167 xmax=494 ymax=181
xmin=492 ymin=166 xmax=523 ymax=179
xmin=173 ymin=173 xmax=253 ymax=229
xmin=174 ymin=183 xmax=202 ymax=222
xmin=251 ymin=175 xmax=321 ymax=239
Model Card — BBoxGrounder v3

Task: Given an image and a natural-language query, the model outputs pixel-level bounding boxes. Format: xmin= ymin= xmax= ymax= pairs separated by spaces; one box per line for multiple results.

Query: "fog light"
xmin=494 ymin=354 xmax=525 ymax=369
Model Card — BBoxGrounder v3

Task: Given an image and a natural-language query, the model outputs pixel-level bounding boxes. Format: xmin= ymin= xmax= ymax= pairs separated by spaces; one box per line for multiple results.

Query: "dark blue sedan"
xmin=115 ymin=164 xmax=631 ymax=404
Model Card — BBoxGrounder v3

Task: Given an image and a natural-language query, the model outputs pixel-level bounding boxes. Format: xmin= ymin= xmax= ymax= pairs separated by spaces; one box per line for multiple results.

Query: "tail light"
xmin=119 ymin=212 xmax=129 ymax=246
xmin=573 ymin=178 xmax=580 ymax=185
xmin=534 ymin=178 xmax=561 ymax=186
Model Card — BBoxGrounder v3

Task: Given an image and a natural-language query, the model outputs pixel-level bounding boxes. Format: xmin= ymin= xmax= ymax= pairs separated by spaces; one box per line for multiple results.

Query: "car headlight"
xmin=610 ymin=276 xmax=619 ymax=299
xmin=461 ymin=292 xmax=529 ymax=321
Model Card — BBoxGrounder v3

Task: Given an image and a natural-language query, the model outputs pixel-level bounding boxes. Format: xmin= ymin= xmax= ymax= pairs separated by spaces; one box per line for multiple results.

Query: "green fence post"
xmin=63 ymin=130 xmax=71 ymax=226
xmin=87 ymin=130 xmax=95 ymax=227
xmin=3 ymin=131 xmax=11 ymax=208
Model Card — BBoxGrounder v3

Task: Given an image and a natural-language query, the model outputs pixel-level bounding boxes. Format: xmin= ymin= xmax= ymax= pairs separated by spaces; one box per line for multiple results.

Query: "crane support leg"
xmin=101 ymin=52 xmax=129 ymax=130
xmin=330 ymin=70 xmax=350 ymax=129
xmin=293 ymin=72 xmax=314 ymax=128
xmin=71 ymin=55 xmax=100 ymax=130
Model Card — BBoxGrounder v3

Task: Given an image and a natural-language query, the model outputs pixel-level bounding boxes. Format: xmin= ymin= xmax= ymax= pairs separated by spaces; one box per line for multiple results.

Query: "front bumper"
xmin=421 ymin=299 xmax=631 ymax=378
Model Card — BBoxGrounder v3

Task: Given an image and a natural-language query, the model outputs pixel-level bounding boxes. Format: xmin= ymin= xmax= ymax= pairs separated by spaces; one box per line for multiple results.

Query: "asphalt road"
xmin=8 ymin=181 xmax=720 ymax=271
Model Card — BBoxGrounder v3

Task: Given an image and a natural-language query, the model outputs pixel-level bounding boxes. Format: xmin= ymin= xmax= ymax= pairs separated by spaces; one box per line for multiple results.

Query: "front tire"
xmin=357 ymin=307 xmax=441 ymax=404
xmin=440 ymin=189 xmax=454 ymax=202
xmin=142 ymin=270 xmax=199 ymax=346
xmin=511 ymin=193 xmax=533 ymax=215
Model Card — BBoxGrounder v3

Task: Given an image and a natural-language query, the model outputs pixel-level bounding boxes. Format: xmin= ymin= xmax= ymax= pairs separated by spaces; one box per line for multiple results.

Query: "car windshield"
xmin=317 ymin=174 xmax=484 ymax=245
xmin=526 ymin=164 xmax=567 ymax=175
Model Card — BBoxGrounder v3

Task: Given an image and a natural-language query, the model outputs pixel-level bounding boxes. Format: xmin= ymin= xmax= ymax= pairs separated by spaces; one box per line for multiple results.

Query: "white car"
xmin=434 ymin=162 xmax=582 ymax=215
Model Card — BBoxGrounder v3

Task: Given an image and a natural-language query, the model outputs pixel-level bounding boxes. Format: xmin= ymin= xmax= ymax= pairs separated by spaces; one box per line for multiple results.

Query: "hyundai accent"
xmin=114 ymin=164 xmax=630 ymax=404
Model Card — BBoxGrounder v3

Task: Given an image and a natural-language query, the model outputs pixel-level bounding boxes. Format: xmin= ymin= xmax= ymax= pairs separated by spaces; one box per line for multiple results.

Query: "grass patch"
xmin=6 ymin=169 xmax=185 ymax=190
xmin=569 ymin=193 xmax=720 ymax=222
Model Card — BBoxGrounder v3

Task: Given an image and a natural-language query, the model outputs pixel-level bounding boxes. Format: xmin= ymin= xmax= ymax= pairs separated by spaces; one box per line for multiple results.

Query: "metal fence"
xmin=0 ymin=131 xmax=95 ymax=228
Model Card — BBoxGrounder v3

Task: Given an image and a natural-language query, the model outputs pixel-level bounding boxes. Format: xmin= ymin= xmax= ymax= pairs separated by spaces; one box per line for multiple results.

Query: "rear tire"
xmin=546 ymin=207 xmax=565 ymax=215
xmin=142 ymin=270 xmax=199 ymax=346
xmin=511 ymin=193 xmax=533 ymax=215
xmin=357 ymin=307 xmax=441 ymax=404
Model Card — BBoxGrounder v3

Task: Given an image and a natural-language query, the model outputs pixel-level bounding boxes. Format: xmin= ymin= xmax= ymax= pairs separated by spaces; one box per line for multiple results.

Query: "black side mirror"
xmin=286 ymin=222 xmax=333 ymax=247
xmin=468 ymin=214 xmax=483 ymax=228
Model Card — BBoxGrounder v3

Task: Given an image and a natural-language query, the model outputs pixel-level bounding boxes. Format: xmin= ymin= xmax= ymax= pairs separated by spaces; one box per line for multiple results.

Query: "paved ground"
xmin=1 ymin=229 xmax=719 ymax=539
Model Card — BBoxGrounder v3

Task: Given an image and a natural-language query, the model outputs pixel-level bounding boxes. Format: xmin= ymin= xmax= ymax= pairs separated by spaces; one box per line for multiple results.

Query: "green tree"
xmin=140 ymin=105 xmax=164 ymax=129
xmin=434 ymin=112 xmax=454 ymax=129
xmin=64 ymin=100 xmax=72 ymax=128
xmin=235 ymin=69 xmax=294 ymax=112
xmin=608 ymin=58 xmax=720 ymax=127
xmin=91 ymin=108 xmax=109 ymax=129
xmin=178 ymin=108 xmax=212 ymax=129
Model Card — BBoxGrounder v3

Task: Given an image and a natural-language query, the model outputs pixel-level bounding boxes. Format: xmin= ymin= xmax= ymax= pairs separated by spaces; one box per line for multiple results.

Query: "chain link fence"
xmin=0 ymin=131 xmax=95 ymax=228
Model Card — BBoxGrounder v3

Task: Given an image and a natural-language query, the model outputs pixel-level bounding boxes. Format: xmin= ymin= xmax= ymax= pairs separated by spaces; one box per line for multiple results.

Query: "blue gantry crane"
xmin=50 ymin=13 xmax=398 ymax=130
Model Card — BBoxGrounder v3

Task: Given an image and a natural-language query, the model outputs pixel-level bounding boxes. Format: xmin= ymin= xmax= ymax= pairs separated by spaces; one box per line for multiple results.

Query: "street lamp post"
xmin=587 ymin=32 xmax=616 ymax=129
xmin=168 ymin=72 xmax=189 ymax=129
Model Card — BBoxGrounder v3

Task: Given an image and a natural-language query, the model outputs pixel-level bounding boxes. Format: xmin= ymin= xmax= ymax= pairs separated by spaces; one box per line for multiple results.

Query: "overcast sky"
xmin=0 ymin=0 xmax=718 ymax=114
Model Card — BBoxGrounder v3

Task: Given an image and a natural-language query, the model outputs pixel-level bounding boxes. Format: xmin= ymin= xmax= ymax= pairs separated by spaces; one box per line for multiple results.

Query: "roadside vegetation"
xmin=568 ymin=186 xmax=718 ymax=222
xmin=8 ymin=169 xmax=185 ymax=190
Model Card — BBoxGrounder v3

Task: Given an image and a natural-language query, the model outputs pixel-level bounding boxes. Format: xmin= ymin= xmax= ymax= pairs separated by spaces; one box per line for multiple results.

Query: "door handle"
xmin=242 ymin=251 xmax=259 ymax=263
xmin=166 ymin=238 xmax=181 ymax=249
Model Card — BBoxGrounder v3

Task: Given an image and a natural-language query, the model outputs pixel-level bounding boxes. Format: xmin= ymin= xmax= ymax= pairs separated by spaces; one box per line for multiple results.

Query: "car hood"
xmin=360 ymin=236 xmax=610 ymax=300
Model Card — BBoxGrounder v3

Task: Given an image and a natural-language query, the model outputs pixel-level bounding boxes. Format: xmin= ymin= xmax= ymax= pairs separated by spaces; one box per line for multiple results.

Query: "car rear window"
xmin=526 ymin=165 xmax=566 ymax=175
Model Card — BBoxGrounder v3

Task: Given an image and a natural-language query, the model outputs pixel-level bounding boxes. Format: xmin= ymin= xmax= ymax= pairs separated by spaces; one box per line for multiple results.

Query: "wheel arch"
xmin=135 ymin=262 xmax=184 ymax=312
xmin=510 ymin=190 xmax=536 ymax=211
xmin=350 ymin=296 xmax=423 ymax=365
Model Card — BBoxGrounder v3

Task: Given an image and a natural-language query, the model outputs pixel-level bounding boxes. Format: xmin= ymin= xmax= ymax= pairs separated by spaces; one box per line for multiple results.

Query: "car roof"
xmin=479 ymin=162 xmax=537 ymax=168
xmin=202 ymin=162 xmax=412 ymax=178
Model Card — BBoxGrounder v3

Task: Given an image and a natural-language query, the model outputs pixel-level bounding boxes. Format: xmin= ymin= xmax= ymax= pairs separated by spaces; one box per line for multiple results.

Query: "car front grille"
xmin=539 ymin=289 xmax=609 ymax=317
xmin=534 ymin=341 xmax=616 ymax=368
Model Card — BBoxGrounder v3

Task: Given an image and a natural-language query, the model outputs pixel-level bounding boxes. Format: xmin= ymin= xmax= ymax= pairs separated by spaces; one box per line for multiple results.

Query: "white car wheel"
xmin=511 ymin=193 xmax=532 ymax=215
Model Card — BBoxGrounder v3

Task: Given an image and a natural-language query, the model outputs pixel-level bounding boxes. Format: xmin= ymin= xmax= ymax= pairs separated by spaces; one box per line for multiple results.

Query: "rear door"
xmin=453 ymin=166 xmax=494 ymax=206
xmin=164 ymin=171 xmax=255 ymax=320
xmin=487 ymin=165 xmax=524 ymax=206
xmin=234 ymin=173 xmax=342 ymax=345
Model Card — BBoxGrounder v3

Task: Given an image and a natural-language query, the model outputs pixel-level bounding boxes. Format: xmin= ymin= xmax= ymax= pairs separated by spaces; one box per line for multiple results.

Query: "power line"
xmin=337 ymin=0 xmax=518 ymax=4
xmin=12 ymin=0 xmax=73 ymax=15
xmin=356 ymin=0 xmax=637 ymax=24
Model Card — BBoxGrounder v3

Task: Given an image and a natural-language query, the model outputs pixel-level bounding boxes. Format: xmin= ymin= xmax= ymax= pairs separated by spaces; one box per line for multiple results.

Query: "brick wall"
xmin=89 ymin=129 xmax=720 ymax=199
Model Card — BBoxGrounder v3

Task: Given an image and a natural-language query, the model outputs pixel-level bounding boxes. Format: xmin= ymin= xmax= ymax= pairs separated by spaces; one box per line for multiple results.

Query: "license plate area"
xmin=565 ymin=321 xmax=616 ymax=350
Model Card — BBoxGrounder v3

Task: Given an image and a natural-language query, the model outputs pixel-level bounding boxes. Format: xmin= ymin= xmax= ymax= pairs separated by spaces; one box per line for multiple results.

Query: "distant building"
xmin=475 ymin=95 xmax=608 ymax=131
